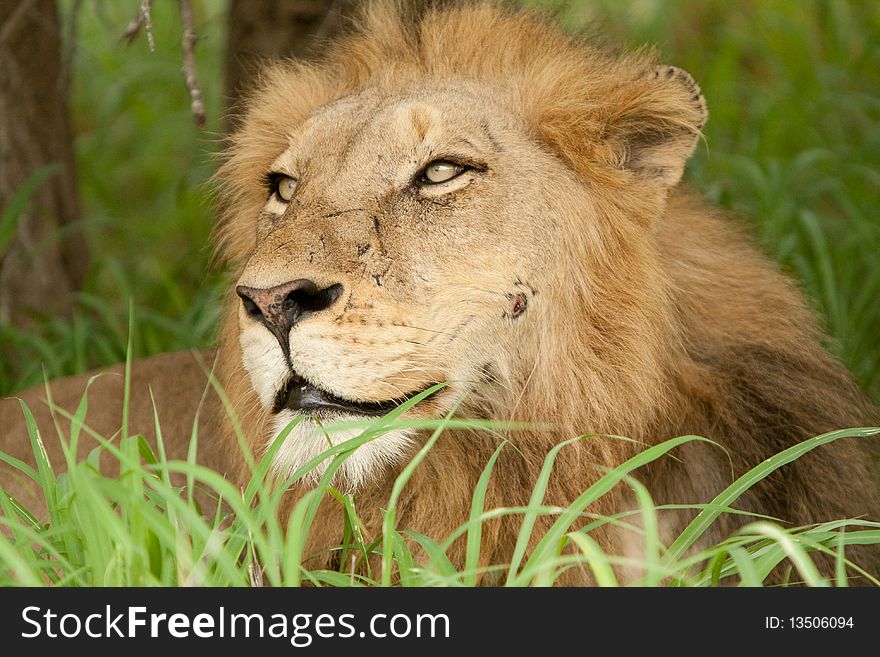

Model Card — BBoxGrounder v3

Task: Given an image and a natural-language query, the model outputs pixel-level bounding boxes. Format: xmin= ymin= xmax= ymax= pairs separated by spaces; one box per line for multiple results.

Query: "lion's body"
xmin=1 ymin=2 xmax=877 ymax=583
xmin=0 ymin=351 xmax=228 ymax=513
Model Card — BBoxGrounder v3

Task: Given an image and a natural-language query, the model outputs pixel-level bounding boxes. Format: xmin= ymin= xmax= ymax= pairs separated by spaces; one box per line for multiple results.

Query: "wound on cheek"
xmin=511 ymin=293 xmax=528 ymax=318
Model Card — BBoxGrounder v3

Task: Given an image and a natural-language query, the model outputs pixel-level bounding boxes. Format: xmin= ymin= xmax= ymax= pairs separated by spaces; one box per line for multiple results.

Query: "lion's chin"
xmin=268 ymin=410 xmax=414 ymax=491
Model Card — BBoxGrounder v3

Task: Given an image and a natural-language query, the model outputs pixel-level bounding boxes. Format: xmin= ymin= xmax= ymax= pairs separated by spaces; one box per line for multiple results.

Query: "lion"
xmin=1 ymin=1 xmax=878 ymax=585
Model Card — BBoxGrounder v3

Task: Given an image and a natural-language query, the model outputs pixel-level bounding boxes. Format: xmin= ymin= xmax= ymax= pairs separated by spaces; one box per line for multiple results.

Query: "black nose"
xmin=236 ymin=279 xmax=343 ymax=356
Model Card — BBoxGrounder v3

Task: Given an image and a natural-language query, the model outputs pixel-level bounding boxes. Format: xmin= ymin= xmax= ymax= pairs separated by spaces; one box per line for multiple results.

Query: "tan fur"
xmin=0 ymin=351 xmax=228 ymax=513
xmin=2 ymin=2 xmax=877 ymax=584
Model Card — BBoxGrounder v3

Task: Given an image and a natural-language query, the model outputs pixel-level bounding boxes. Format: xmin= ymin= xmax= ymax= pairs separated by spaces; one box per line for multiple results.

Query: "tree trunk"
xmin=224 ymin=0 xmax=356 ymax=124
xmin=0 ymin=0 xmax=87 ymax=324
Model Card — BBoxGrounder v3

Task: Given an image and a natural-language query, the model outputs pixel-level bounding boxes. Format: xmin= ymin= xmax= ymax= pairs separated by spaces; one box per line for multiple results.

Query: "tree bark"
xmin=0 ymin=0 xmax=87 ymax=324
xmin=224 ymin=0 xmax=356 ymax=124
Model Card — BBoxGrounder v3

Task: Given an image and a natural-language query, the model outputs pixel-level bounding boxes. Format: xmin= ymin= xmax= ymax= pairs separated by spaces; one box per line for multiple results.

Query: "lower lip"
xmin=273 ymin=378 xmax=401 ymax=417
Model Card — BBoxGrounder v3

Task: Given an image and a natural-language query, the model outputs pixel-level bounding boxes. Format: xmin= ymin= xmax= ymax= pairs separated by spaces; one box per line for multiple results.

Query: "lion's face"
xmin=234 ymin=81 xmax=584 ymax=485
xmin=221 ymin=4 xmax=707 ymax=489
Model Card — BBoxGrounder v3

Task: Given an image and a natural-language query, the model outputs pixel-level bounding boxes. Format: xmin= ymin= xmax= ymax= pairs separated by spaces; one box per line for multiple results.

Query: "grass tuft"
xmin=1 ymin=381 xmax=877 ymax=587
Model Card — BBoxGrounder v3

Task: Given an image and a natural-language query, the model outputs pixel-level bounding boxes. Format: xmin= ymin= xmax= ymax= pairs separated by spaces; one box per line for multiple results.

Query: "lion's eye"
xmin=420 ymin=161 xmax=465 ymax=184
xmin=268 ymin=174 xmax=297 ymax=203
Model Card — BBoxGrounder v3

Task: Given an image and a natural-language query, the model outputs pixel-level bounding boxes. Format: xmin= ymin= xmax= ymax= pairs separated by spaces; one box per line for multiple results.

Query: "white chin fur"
xmin=270 ymin=410 xmax=413 ymax=491
xmin=241 ymin=324 xmax=415 ymax=489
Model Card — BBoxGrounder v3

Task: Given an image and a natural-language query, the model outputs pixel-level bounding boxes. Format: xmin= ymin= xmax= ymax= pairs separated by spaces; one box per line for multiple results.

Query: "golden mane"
xmin=210 ymin=1 xmax=879 ymax=583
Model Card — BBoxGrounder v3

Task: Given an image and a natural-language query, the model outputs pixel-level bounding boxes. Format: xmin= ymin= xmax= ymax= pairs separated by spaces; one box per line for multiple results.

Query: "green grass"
xmin=1 ymin=368 xmax=878 ymax=587
xmin=0 ymin=1 xmax=878 ymax=586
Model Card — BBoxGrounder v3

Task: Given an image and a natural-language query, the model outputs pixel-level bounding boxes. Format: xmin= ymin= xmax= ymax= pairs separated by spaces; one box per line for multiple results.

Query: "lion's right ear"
xmin=534 ymin=61 xmax=707 ymax=193
xmin=604 ymin=65 xmax=708 ymax=188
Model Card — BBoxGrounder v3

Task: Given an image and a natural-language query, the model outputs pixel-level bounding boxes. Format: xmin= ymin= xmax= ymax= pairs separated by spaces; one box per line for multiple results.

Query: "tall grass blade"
xmin=664 ymin=428 xmax=880 ymax=565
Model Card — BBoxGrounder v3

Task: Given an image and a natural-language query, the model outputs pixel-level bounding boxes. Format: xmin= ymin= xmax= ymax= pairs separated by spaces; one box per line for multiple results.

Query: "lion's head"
xmin=215 ymin=2 xmax=707 ymax=488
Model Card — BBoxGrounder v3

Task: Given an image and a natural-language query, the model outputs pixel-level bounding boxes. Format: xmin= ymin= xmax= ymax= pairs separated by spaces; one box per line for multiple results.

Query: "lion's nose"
xmin=236 ymin=279 xmax=343 ymax=351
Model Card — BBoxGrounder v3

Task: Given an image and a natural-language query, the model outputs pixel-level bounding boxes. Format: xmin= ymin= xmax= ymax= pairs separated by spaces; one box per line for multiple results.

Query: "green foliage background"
xmin=1 ymin=0 xmax=878 ymax=402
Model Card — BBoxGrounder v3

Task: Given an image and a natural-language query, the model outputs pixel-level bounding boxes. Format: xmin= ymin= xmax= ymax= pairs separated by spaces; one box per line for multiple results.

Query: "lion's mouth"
xmin=272 ymin=372 xmax=432 ymax=417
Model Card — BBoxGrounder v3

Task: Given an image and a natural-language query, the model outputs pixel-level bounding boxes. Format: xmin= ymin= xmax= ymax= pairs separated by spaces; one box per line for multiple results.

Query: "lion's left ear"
xmin=607 ymin=65 xmax=708 ymax=188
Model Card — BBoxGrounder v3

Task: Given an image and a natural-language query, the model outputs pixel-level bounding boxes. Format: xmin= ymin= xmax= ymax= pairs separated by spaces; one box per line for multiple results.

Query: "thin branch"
xmin=122 ymin=0 xmax=155 ymax=52
xmin=312 ymin=0 xmax=346 ymax=43
xmin=179 ymin=0 xmax=206 ymax=127
xmin=61 ymin=0 xmax=83 ymax=95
